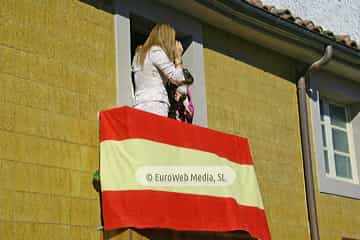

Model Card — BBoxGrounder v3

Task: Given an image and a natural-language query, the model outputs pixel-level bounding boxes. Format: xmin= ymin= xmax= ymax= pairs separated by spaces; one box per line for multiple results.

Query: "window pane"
xmin=332 ymin=128 xmax=349 ymax=153
xmin=321 ymin=124 xmax=327 ymax=147
xmin=319 ymin=99 xmax=324 ymax=121
xmin=334 ymin=154 xmax=352 ymax=179
xmin=329 ymin=104 xmax=346 ymax=128
xmin=323 ymin=150 xmax=329 ymax=174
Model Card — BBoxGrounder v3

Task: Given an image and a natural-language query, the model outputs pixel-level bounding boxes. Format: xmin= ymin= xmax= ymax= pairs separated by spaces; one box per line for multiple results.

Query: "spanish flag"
xmin=100 ymin=107 xmax=271 ymax=240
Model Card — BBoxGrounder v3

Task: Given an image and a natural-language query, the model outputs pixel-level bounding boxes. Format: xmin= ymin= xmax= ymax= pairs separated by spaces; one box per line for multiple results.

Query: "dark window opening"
xmin=130 ymin=14 xmax=193 ymax=120
xmin=130 ymin=14 xmax=192 ymax=60
xmin=130 ymin=13 xmax=193 ymax=92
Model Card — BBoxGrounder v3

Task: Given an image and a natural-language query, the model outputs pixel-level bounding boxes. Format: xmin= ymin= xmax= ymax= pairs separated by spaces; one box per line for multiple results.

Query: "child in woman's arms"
xmin=174 ymin=84 xmax=194 ymax=123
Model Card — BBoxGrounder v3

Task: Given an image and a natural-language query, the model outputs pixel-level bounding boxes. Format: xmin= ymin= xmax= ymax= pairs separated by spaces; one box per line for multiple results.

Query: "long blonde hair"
xmin=137 ymin=24 xmax=176 ymax=65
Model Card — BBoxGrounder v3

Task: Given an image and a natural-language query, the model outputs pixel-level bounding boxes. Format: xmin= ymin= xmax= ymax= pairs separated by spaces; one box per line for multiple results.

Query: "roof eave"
xmin=156 ymin=0 xmax=360 ymax=83
xmin=198 ymin=0 xmax=360 ymax=78
xmin=217 ymin=0 xmax=360 ymax=59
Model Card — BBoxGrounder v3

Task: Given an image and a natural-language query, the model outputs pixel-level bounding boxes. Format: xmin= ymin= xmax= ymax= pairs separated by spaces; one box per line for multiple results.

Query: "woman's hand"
xmin=174 ymin=41 xmax=183 ymax=63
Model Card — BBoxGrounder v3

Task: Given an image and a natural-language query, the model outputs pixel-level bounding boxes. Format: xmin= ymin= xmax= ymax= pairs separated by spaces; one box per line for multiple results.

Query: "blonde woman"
xmin=132 ymin=24 xmax=185 ymax=117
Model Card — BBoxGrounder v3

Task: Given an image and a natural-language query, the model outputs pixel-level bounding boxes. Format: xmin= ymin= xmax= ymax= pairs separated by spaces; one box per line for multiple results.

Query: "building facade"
xmin=0 ymin=1 xmax=115 ymax=239
xmin=0 ymin=0 xmax=359 ymax=240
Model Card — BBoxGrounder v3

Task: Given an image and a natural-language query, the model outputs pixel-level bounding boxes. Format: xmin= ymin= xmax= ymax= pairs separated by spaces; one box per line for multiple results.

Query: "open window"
xmin=130 ymin=14 xmax=192 ymax=61
xmin=114 ymin=0 xmax=208 ymax=126
xmin=130 ymin=14 xmax=193 ymax=95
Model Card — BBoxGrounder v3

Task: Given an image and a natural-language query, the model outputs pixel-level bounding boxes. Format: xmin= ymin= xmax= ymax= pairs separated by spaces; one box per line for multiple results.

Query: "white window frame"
xmin=113 ymin=0 xmax=208 ymax=127
xmin=319 ymin=98 xmax=358 ymax=184
xmin=309 ymin=71 xmax=360 ymax=199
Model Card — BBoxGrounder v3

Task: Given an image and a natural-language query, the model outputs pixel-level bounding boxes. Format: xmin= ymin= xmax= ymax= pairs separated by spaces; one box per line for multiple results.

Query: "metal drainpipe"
xmin=297 ymin=45 xmax=333 ymax=240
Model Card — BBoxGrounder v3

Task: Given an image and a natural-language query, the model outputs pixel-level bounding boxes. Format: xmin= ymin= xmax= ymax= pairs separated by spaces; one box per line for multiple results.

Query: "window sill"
xmin=319 ymin=174 xmax=360 ymax=199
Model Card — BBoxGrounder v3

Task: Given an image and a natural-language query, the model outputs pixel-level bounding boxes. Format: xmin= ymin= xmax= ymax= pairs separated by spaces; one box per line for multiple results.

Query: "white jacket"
xmin=132 ymin=46 xmax=185 ymax=106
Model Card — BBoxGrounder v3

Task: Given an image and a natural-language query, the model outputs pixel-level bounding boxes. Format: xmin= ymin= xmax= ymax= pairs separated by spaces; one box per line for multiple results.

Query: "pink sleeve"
xmin=187 ymin=86 xmax=194 ymax=115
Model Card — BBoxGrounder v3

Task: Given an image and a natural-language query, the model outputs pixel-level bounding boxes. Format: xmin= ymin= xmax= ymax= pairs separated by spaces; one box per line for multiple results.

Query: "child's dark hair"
xmin=166 ymin=68 xmax=194 ymax=120
xmin=183 ymin=68 xmax=194 ymax=85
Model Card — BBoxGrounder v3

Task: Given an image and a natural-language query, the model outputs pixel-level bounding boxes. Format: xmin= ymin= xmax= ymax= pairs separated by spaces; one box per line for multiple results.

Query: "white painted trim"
xmin=320 ymin=99 xmax=358 ymax=183
xmin=309 ymin=73 xmax=360 ymax=199
xmin=347 ymin=106 xmax=359 ymax=184
xmin=114 ymin=2 xmax=134 ymax=106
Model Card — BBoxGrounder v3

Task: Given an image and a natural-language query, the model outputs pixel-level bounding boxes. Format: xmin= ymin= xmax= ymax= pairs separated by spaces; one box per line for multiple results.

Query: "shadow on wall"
xmin=80 ymin=0 xmax=305 ymax=83
xmin=103 ymin=228 xmax=256 ymax=240
xmin=202 ymin=24 xmax=306 ymax=82
xmin=80 ymin=0 xmax=115 ymax=13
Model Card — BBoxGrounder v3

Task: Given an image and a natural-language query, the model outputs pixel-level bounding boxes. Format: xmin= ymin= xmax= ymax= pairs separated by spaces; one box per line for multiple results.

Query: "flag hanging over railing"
xmin=100 ymin=106 xmax=271 ymax=240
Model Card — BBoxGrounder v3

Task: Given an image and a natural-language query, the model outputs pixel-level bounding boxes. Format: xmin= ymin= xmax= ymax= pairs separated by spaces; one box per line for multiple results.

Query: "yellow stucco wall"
xmin=316 ymin=191 xmax=360 ymax=239
xmin=202 ymin=25 xmax=310 ymax=239
xmin=0 ymin=0 xmax=115 ymax=239
xmin=311 ymin=132 xmax=360 ymax=239
xmin=1 ymin=1 xmax=359 ymax=240
xmin=203 ymin=25 xmax=360 ymax=240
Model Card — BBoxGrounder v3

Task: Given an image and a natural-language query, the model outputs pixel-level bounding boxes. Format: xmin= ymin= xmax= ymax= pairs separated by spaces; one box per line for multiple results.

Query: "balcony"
xmin=98 ymin=107 xmax=271 ymax=240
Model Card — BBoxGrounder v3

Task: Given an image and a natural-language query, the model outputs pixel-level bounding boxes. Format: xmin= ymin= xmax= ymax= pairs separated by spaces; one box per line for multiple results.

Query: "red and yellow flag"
xmin=100 ymin=107 xmax=271 ymax=240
